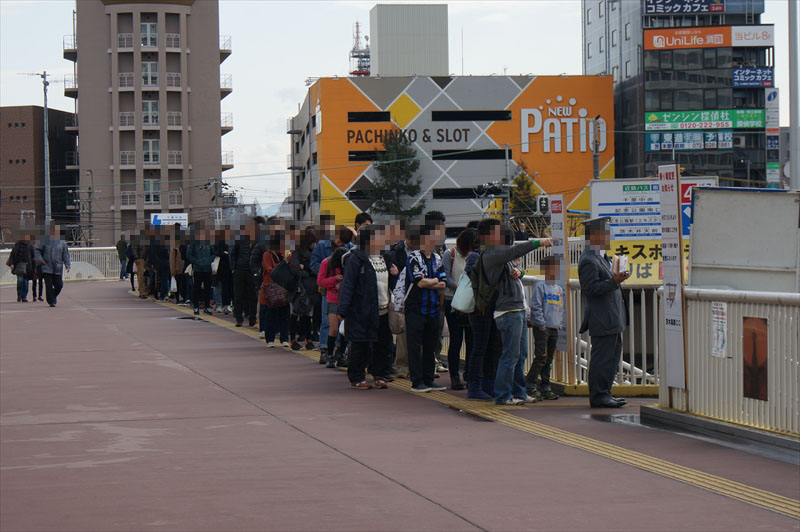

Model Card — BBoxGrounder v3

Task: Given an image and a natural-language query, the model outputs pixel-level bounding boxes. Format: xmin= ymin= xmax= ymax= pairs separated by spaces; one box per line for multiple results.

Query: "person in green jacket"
xmin=116 ymin=234 xmax=128 ymax=281
xmin=187 ymin=226 xmax=215 ymax=315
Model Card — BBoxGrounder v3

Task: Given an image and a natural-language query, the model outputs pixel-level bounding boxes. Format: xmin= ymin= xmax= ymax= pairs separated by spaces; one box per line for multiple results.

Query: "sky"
xmin=0 ymin=0 xmax=792 ymax=210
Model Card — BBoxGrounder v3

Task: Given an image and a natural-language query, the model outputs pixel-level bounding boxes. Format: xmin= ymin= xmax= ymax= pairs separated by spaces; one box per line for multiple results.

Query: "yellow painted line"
xmin=151 ymin=296 xmax=800 ymax=520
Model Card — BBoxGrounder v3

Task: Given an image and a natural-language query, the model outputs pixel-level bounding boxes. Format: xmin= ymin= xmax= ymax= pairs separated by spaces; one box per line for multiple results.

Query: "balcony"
xmin=65 ymin=114 xmax=78 ymax=133
xmin=144 ymin=196 xmax=161 ymax=208
xmin=142 ymin=113 xmax=159 ymax=128
xmin=63 ymin=35 xmax=77 ymax=61
xmin=142 ymin=76 xmax=159 ymax=90
xmin=286 ymin=118 xmax=302 ymax=134
xmin=167 ymin=111 xmax=182 ymax=128
xmin=168 ymin=189 xmax=183 ymax=207
xmin=119 ymin=111 xmax=135 ymax=128
xmin=165 ymin=33 xmax=181 ymax=50
xmin=64 ymin=74 xmax=78 ymax=98
xmin=222 ymin=150 xmax=234 ymax=171
xmin=166 ymin=72 xmax=181 ymax=90
xmin=65 ymin=151 xmax=79 ymax=169
xmin=221 ymin=112 xmax=233 ymax=135
xmin=119 ymin=72 xmax=134 ymax=89
xmin=168 ymin=150 xmax=183 ymax=167
xmin=220 ymin=35 xmax=232 ymax=63
xmin=120 ymin=151 xmax=136 ymax=167
xmin=220 ymin=74 xmax=232 ymax=99
xmin=287 ymin=154 xmax=303 ymax=170
xmin=117 ymin=33 xmax=133 ymax=50
xmin=120 ymin=190 xmax=136 ymax=209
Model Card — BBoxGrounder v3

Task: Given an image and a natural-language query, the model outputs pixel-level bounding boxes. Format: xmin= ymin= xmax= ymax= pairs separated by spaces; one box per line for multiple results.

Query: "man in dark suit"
xmin=578 ymin=217 xmax=630 ymax=408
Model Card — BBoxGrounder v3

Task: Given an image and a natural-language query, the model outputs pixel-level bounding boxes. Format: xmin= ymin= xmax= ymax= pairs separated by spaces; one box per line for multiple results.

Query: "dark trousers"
xmin=444 ymin=300 xmax=472 ymax=378
xmin=348 ymin=313 xmax=392 ymax=383
xmin=192 ymin=271 xmax=212 ymax=309
xmin=218 ymin=273 xmax=233 ymax=307
xmin=405 ymin=310 xmax=439 ymax=387
xmin=467 ymin=311 xmax=500 ymax=382
xmin=290 ymin=314 xmax=312 ymax=341
xmin=33 ymin=276 xmax=44 ymax=299
xmin=312 ymin=296 xmax=322 ymax=341
xmin=173 ymin=273 xmax=186 ymax=303
xmin=588 ymin=333 xmax=623 ymax=403
xmin=265 ymin=305 xmax=289 ymax=343
xmin=42 ymin=273 xmax=64 ymax=305
xmin=527 ymin=327 xmax=558 ymax=390
xmin=233 ymin=270 xmax=257 ymax=323
xmin=157 ymin=269 xmax=170 ymax=300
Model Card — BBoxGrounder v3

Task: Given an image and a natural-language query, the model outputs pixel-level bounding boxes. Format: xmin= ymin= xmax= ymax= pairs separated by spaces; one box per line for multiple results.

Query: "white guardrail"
xmin=0 ymin=247 xmax=121 ymax=285
xmin=661 ymin=288 xmax=800 ymax=435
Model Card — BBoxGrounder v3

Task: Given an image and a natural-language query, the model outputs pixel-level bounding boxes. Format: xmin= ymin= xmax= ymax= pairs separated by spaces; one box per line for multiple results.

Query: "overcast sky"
xmin=0 ymin=0 xmax=791 ymax=210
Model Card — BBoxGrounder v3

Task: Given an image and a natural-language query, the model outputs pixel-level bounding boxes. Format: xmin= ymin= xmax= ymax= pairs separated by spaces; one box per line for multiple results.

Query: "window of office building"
xmin=144 ymin=179 xmax=160 ymax=204
xmin=143 ymin=139 xmax=160 ymax=164
xmin=143 ymin=100 xmax=159 ymax=125
xmin=142 ymin=62 xmax=158 ymax=87
xmin=675 ymin=89 xmax=703 ymax=110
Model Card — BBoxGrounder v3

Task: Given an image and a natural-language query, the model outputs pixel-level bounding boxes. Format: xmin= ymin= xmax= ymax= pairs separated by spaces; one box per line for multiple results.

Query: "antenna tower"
xmin=349 ymin=21 xmax=370 ymax=77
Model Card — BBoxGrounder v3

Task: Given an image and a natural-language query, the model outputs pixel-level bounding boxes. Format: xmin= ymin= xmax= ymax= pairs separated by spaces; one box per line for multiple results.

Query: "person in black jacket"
xmin=8 ymin=233 xmax=35 ymax=302
xmin=148 ymin=227 xmax=171 ymax=301
xmin=231 ymin=217 xmax=263 ymax=327
xmin=289 ymin=228 xmax=318 ymax=352
xmin=337 ymin=225 xmax=392 ymax=390
xmin=214 ymin=231 xmax=233 ymax=314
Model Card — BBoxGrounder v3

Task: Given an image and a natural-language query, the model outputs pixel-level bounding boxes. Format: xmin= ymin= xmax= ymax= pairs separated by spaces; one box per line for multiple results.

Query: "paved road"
xmin=1 ymin=281 xmax=798 ymax=531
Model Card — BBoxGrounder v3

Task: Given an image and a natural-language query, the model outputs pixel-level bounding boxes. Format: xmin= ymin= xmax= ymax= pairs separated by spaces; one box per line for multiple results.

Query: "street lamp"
xmin=739 ymin=159 xmax=752 ymax=188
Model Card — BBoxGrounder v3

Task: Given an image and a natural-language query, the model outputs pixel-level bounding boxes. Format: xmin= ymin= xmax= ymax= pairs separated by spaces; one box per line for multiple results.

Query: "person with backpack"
xmin=288 ymin=228 xmax=318 ymax=351
xmin=476 ymin=219 xmax=552 ymax=406
xmin=442 ymin=228 xmax=478 ymax=390
xmin=403 ymin=222 xmax=447 ymax=393
xmin=317 ymin=246 xmax=348 ymax=367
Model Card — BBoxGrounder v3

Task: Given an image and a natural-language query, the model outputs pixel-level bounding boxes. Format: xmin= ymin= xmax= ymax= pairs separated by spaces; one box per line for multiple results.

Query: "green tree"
xmin=370 ymin=134 xmax=425 ymax=220
xmin=509 ymin=162 xmax=536 ymax=217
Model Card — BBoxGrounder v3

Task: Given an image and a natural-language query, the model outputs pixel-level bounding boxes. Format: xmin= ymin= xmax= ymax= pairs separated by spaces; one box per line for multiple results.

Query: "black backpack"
xmin=471 ymin=252 xmax=499 ymax=316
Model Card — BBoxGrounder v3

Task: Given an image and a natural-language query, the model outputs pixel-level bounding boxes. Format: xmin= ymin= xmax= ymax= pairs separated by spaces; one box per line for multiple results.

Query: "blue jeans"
xmin=319 ymin=298 xmax=330 ymax=348
xmin=493 ymin=311 xmax=529 ymax=403
xmin=16 ymin=275 xmax=29 ymax=300
xmin=119 ymin=258 xmax=127 ymax=279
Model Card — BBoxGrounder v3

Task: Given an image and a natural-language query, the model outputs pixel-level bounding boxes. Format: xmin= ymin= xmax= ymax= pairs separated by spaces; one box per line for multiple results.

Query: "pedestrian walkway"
xmin=1 ymin=281 xmax=798 ymax=531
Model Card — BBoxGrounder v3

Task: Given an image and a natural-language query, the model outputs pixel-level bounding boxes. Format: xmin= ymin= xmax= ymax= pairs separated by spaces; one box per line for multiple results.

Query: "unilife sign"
xmin=520 ymin=96 xmax=607 ymax=153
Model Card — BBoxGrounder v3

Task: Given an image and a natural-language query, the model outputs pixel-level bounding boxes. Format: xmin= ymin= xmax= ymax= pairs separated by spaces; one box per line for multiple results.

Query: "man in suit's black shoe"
xmin=591 ymin=398 xmax=624 ymax=408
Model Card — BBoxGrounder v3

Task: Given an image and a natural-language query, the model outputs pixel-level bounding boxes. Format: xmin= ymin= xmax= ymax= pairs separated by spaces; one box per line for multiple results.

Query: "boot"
xmin=467 ymin=380 xmax=493 ymax=401
xmin=318 ymin=349 xmax=327 ymax=365
xmin=450 ymin=374 xmax=465 ymax=390
xmin=325 ymin=350 xmax=336 ymax=369
xmin=335 ymin=344 xmax=349 ymax=368
xmin=481 ymin=378 xmax=496 ymax=398
xmin=326 ymin=336 xmax=337 ymax=368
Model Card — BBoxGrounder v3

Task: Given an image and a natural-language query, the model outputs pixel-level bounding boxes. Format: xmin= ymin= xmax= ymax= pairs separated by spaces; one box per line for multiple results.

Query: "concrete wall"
xmin=370 ymin=4 xmax=448 ymax=77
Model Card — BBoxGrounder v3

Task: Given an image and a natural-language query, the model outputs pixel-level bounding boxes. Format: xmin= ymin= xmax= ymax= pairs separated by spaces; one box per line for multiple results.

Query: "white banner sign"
xmin=731 ymin=25 xmax=774 ymax=47
xmin=659 ymin=164 xmax=686 ymax=389
xmin=711 ymin=301 xmax=728 ymax=358
xmin=549 ymin=194 xmax=569 ymax=352
xmin=150 ymin=212 xmax=188 ymax=227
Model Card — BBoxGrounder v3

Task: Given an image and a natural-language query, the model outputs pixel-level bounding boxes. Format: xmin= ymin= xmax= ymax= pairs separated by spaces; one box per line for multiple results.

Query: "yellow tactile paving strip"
xmin=154 ymin=297 xmax=800 ymax=520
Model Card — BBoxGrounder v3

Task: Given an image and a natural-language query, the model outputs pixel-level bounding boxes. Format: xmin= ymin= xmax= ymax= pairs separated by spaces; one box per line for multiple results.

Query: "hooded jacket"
xmin=337 ymin=248 xmax=379 ymax=341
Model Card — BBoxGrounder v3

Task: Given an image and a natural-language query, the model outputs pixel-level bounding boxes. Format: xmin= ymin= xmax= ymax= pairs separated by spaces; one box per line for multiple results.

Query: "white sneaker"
xmin=258 ymin=332 xmax=266 ymax=339
xmin=522 ymin=395 xmax=538 ymax=404
xmin=216 ymin=307 xmax=222 ymax=313
xmin=436 ymin=362 xmax=448 ymax=372
xmin=266 ymin=342 xmax=275 ymax=348
xmin=281 ymin=341 xmax=290 ymax=347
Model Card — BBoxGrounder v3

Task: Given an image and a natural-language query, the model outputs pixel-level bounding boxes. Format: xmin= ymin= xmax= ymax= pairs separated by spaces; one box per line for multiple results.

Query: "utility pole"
xmin=85 ymin=169 xmax=94 ymax=245
xmin=592 ymin=116 xmax=600 ymax=180
xmin=42 ymin=72 xmax=52 ymax=225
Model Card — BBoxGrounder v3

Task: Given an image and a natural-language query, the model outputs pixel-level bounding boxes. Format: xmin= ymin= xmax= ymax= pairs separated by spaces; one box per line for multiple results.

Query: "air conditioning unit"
xmin=733 ymin=135 xmax=747 ymax=148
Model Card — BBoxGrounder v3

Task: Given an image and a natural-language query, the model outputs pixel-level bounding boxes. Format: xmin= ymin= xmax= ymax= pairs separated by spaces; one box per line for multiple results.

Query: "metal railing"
xmin=222 ymin=150 xmax=234 ymax=166
xmin=167 ymin=111 xmax=182 ymax=127
xmin=119 ymin=72 xmax=134 ymax=88
xmin=143 ymin=151 xmax=160 ymax=165
xmin=220 ymin=35 xmax=232 ymax=52
xmin=65 ymin=114 xmax=78 ymax=128
xmin=120 ymin=151 xmax=136 ymax=166
xmin=221 ymin=112 xmax=233 ymax=128
xmin=661 ymin=288 xmax=800 ymax=435
xmin=142 ymin=76 xmax=159 ymax=89
xmin=120 ymin=190 xmax=136 ymax=207
xmin=168 ymin=150 xmax=183 ymax=166
xmin=0 ymin=247 xmax=120 ymax=285
xmin=166 ymin=72 xmax=181 ymax=88
xmin=168 ymin=189 xmax=183 ymax=206
xmin=117 ymin=33 xmax=133 ymax=49
xmin=119 ymin=112 xmax=135 ymax=127
xmin=220 ymin=74 xmax=232 ymax=89
xmin=165 ymin=33 xmax=181 ymax=49
xmin=64 ymin=74 xmax=77 ymax=90
xmin=65 ymin=151 xmax=79 ymax=166
xmin=63 ymin=35 xmax=77 ymax=50
xmin=142 ymin=113 xmax=159 ymax=127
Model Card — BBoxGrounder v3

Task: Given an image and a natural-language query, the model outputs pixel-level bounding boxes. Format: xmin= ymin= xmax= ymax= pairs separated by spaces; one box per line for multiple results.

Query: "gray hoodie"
xmin=530 ymin=280 xmax=564 ymax=328
xmin=35 ymin=238 xmax=71 ymax=275
xmin=481 ymin=240 xmax=539 ymax=315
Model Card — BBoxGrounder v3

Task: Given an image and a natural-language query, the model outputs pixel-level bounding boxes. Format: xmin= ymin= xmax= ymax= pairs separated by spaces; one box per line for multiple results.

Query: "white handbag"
xmin=451 ymin=272 xmax=475 ymax=313
xmin=211 ymin=257 xmax=220 ymax=275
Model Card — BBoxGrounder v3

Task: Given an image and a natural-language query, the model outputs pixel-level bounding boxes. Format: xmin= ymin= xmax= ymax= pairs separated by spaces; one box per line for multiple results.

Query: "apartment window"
xmin=625 ymin=22 xmax=631 ymax=40
xmin=599 ymin=36 xmax=605 ymax=53
xmin=612 ymin=65 xmax=619 ymax=81
xmin=312 ymin=152 xmax=318 ymax=165
xmin=611 ymin=0 xmax=616 ymax=10
xmin=142 ymin=62 xmax=158 ymax=87
xmin=611 ymin=29 xmax=617 ymax=46
xmin=586 ymin=8 xmax=591 ymax=23
xmin=141 ymin=23 xmax=157 ymax=47
xmin=142 ymin=100 xmax=159 ymax=125
xmin=598 ymin=1 xmax=604 ymax=16
xmin=14 ymin=123 xmax=19 ymax=127
xmin=143 ymin=139 xmax=160 ymax=164
xmin=587 ymin=42 xmax=593 ymax=59
xmin=7 ymin=123 xmax=10 ymax=128
xmin=21 ymin=159 xmax=26 ymax=164
xmin=143 ymin=179 xmax=160 ymax=204
xmin=625 ymin=60 xmax=631 ymax=78
xmin=21 ymin=123 xmax=25 ymax=128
